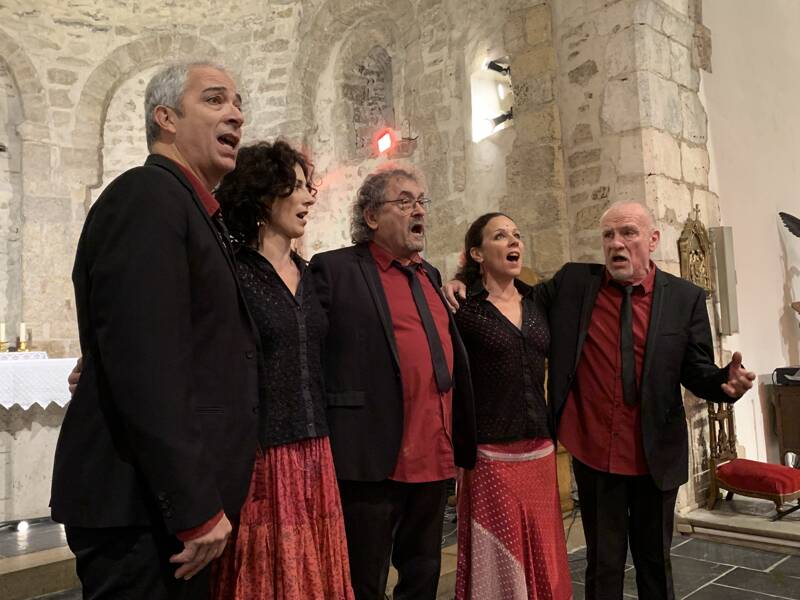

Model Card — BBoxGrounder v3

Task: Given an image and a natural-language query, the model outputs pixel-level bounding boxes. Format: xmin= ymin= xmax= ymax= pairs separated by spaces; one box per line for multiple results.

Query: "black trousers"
xmin=65 ymin=525 xmax=209 ymax=600
xmin=573 ymin=459 xmax=679 ymax=600
xmin=338 ymin=479 xmax=448 ymax=600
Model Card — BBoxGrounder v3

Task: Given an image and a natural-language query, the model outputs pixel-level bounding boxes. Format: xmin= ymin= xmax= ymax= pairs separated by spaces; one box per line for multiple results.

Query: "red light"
xmin=376 ymin=130 xmax=393 ymax=154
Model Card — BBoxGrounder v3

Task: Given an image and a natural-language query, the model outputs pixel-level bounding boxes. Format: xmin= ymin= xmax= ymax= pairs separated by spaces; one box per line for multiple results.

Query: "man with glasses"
xmin=309 ymin=165 xmax=476 ymax=600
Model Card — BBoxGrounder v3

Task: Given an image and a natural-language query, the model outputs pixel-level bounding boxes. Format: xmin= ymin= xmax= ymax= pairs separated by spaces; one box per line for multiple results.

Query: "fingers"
xmin=442 ymin=282 xmax=465 ymax=312
xmin=68 ymin=357 xmax=83 ymax=396
xmin=730 ymin=351 xmax=742 ymax=369
xmin=171 ymin=541 xmax=225 ymax=580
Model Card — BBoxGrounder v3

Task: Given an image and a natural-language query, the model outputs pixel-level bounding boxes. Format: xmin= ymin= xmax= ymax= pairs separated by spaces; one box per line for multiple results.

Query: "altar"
xmin=0 ymin=353 xmax=74 ymax=409
xmin=0 ymin=354 xmax=76 ymax=522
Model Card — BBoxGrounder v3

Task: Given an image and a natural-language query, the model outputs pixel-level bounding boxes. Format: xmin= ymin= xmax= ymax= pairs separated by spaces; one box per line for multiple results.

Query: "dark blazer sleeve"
xmin=85 ymin=169 xmax=221 ymax=531
xmin=679 ymin=284 xmax=734 ymax=403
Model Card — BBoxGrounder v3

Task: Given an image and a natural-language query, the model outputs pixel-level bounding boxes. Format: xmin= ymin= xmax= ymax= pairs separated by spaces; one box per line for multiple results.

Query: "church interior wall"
xmin=701 ymin=0 xmax=800 ymax=467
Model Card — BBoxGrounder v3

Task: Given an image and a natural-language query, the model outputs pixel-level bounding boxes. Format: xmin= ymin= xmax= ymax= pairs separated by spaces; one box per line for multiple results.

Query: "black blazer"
xmin=309 ymin=243 xmax=477 ymax=481
xmin=51 ymin=155 xmax=260 ymax=534
xmin=543 ymin=262 xmax=735 ymax=491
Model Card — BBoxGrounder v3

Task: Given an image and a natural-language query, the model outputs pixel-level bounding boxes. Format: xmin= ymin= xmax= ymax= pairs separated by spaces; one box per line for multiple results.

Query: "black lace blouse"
xmin=235 ymin=246 xmax=329 ymax=448
xmin=454 ymin=279 xmax=551 ymax=444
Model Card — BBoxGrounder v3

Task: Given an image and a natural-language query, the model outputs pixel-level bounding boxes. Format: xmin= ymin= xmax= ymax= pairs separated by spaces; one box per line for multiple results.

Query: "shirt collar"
xmin=237 ymin=245 xmax=307 ymax=276
xmin=368 ymin=241 xmax=423 ymax=272
xmin=176 ymin=164 xmax=220 ymax=217
xmin=603 ymin=261 xmax=657 ymax=294
xmin=467 ymin=277 xmax=533 ymax=299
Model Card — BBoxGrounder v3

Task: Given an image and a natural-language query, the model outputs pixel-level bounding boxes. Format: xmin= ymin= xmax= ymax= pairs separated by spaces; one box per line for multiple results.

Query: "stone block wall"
xmin=0 ymin=1 xmax=572 ymax=357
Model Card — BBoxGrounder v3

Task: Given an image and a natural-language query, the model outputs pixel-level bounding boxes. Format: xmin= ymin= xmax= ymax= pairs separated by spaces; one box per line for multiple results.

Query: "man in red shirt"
xmin=544 ymin=202 xmax=755 ymax=600
xmin=309 ymin=166 xmax=476 ymax=600
xmin=52 ymin=62 xmax=259 ymax=599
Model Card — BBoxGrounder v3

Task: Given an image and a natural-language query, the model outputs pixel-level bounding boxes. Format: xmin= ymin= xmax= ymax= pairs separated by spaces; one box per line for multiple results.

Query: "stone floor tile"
xmin=683 ymin=583 xmax=792 ymax=599
xmin=714 ymin=567 xmax=800 ymax=599
xmin=771 ymin=555 xmax=800 ymax=578
xmin=622 ymin=556 xmax=730 ymax=599
xmin=672 ymin=537 xmax=787 ymax=571
xmin=0 ymin=521 xmax=67 ymax=559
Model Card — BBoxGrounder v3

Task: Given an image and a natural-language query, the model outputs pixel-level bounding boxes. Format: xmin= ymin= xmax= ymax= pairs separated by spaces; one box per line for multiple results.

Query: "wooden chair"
xmin=707 ymin=401 xmax=800 ymax=521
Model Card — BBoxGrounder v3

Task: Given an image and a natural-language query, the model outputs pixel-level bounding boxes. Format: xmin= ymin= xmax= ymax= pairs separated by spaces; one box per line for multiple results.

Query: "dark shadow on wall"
xmin=778 ymin=221 xmax=800 ymax=366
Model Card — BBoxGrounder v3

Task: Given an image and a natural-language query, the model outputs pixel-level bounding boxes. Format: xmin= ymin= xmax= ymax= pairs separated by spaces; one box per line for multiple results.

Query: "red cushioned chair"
xmin=707 ymin=402 xmax=800 ymax=520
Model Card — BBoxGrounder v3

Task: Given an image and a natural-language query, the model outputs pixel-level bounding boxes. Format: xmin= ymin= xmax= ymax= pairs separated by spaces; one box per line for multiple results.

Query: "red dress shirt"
xmin=558 ymin=265 xmax=656 ymax=476
xmin=369 ymin=242 xmax=456 ymax=483
xmin=174 ymin=161 xmax=224 ymax=541
xmin=176 ymin=163 xmax=220 ymax=217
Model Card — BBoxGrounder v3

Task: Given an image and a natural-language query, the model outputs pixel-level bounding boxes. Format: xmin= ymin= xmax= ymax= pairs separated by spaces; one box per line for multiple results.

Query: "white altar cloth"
xmin=0 ymin=357 xmax=76 ymax=409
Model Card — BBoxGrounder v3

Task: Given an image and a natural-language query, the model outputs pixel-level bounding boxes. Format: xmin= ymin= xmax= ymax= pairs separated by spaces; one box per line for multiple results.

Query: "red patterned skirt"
xmin=456 ymin=438 xmax=572 ymax=600
xmin=211 ymin=436 xmax=354 ymax=600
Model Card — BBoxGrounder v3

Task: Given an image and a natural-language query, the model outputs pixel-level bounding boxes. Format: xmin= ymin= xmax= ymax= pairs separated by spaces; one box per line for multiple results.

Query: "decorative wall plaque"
xmin=678 ymin=205 xmax=714 ymax=296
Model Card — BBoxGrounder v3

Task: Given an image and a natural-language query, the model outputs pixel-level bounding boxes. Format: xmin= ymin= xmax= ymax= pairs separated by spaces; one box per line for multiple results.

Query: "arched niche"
xmin=339 ymin=43 xmax=395 ymax=161
xmin=67 ymin=34 xmax=221 ymax=210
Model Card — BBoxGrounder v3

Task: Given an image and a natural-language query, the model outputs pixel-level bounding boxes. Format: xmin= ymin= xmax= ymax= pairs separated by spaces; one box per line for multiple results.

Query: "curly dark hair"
xmin=454 ymin=212 xmax=510 ymax=286
xmin=215 ymin=140 xmax=317 ymax=247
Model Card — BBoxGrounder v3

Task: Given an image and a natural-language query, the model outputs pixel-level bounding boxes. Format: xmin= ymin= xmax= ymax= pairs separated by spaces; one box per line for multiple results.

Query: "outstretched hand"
xmin=443 ymin=280 xmax=467 ymax=313
xmin=721 ymin=351 xmax=755 ymax=398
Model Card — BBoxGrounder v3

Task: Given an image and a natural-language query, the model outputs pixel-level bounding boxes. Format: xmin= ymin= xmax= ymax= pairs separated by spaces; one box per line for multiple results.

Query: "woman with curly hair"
xmin=210 ymin=140 xmax=354 ymax=600
xmin=452 ymin=212 xmax=571 ymax=600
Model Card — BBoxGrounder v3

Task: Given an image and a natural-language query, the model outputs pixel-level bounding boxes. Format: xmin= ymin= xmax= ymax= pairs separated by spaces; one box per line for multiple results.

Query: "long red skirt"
xmin=456 ymin=438 xmax=572 ymax=600
xmin=211 ymin=436 xmax=354 ymax=600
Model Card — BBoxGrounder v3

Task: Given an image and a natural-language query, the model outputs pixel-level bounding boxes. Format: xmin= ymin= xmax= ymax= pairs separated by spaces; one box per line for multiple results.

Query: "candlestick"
xmin=19 ymin=322 xmax=26 ymax=342
xmin=0 ymin=322 xmax=5 ymax=342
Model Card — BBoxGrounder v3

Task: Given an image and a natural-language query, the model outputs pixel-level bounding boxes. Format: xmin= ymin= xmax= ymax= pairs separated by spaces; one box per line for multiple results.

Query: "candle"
xmin=19 ymin=322 xmax=25 ymax=342
xmin=0 ymin=322 xmax=5 ymax=342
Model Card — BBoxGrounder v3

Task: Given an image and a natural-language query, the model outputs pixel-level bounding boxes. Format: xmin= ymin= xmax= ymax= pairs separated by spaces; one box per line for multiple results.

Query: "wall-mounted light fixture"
xmin=471 ymin=56 xmax=514 ymax=142
xmin=486 ymin=60 xmax=510 ymax=76
xmin=373 ymin=123 xmax=418 ymax=158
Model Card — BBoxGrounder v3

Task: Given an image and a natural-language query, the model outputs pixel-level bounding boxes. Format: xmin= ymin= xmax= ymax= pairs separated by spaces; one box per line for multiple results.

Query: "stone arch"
xmin=69 ymin=33 xmax=221 ymax=193
xmin=284 ymin=0 xmax=415 ymax=142
xmin=0 ymin=28 xmax=47 ymax=125
xmin=336 ymin=35 xmax=397 ymax=160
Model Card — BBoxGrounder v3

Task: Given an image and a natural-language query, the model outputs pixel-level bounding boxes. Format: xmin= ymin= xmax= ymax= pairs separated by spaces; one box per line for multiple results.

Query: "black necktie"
xmin=614 ymin=282 xmax=638 ymax=406
xmin=394 ymin=262 xmax=453 ymax=394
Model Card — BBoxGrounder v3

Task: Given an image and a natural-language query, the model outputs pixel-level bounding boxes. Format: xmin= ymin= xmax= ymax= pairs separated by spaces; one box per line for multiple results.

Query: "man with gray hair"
xmin=51 ymin=61 xmax=258 ymax=599
xmin=309 ymin=165 xmax=476 ymax=600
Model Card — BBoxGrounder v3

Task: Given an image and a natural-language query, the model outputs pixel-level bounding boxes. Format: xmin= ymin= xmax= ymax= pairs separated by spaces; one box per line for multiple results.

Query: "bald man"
xmin=541 ymin=202 xmax=754 ymax=600
xmin=444 ymin=201 xmax=754 ymax=599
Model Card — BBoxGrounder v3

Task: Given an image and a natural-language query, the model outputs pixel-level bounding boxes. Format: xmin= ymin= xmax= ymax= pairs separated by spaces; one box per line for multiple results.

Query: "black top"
xmin=454 ymin=279 xmax=551 ymax=444
xmin=236 ymin=246 xmax=329 ymax=447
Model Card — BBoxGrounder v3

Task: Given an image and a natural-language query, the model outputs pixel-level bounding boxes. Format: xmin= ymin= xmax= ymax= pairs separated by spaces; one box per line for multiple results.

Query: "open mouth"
xmin=410 ymin=223 xmax=425 ymax=235
xmin=217 ymin=133 xmax=239 ymax=149
xmin=296 ymin=210 xmax=309 ymax=222
xmin=506 ymin=251 xmax=520 ymax=263
xmin=611 ymin=255 xmax=629 ymax=265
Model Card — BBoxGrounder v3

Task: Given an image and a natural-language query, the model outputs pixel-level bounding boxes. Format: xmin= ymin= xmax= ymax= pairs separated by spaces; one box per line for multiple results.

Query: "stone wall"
xmin=0 ymin=0 xmax=742 ymax=516
xmin=551 ymin=0 xmax=721 ymax=510
xmin=0 ymin=0 xmax=570 ymax=355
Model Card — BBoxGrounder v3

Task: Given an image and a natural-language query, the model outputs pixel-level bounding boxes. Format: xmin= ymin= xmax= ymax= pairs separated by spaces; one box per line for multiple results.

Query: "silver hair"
xmin=350 ymin=164 xmax=423 ymax=244
xmin=144 ymin=61 xmax=227 ymax=150
xmin=600 ymin=201 xmax=657 ymax=231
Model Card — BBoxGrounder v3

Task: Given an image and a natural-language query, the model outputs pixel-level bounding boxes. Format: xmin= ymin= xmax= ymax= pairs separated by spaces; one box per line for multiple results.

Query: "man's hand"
xmin=170 ymin=514 xmax=231 ymax=580
xmin=68 ymin=357 xmax=83 ymax=395
xmin=721 ymin=351 xmax=756 ymax=398
xmin=443 ymin=280 xmax=467 ymax=312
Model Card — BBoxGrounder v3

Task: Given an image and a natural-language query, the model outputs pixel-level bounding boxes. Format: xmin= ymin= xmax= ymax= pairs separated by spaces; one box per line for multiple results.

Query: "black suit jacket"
xmin=543 ymin=262 xmax=735 ymax=491
xmin=309 ymin=243 xmax=476 ymax=481
xmin=51 ymin=155 xmax=259 ymax=534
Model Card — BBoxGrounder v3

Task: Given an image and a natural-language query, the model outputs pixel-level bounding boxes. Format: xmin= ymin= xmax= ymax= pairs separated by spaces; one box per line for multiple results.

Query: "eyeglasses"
xmin=382 ymin=195 xmax=431 ymax=213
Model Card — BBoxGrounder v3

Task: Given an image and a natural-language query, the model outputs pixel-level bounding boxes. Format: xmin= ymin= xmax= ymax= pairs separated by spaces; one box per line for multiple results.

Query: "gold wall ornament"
xmin=678 ymin=205 xmax=714 ymax=296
